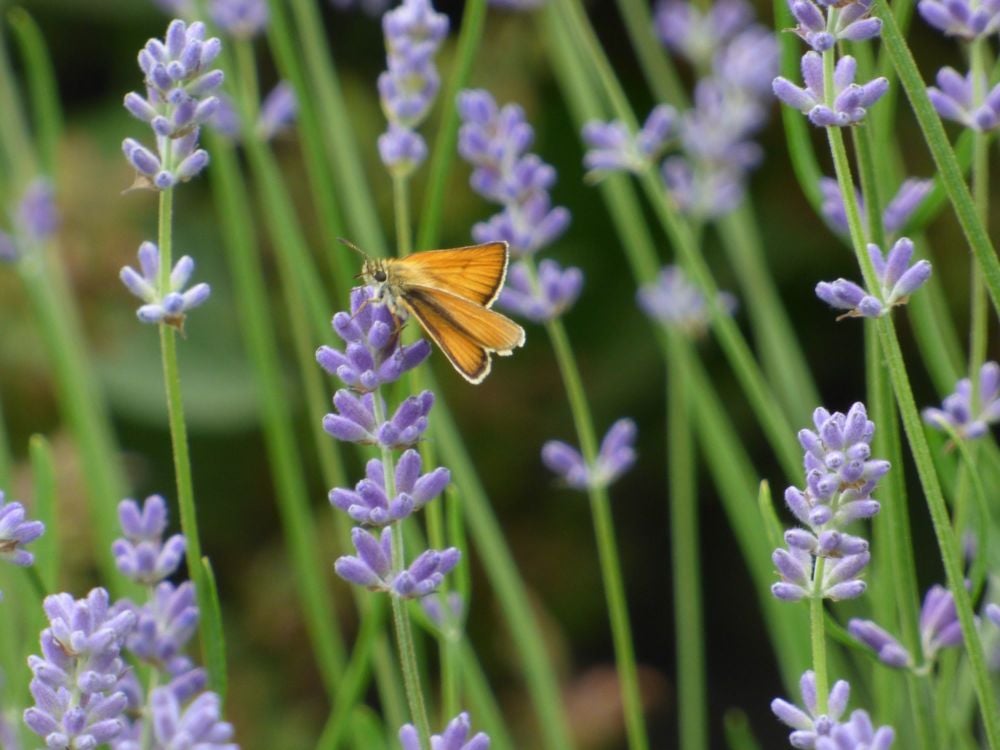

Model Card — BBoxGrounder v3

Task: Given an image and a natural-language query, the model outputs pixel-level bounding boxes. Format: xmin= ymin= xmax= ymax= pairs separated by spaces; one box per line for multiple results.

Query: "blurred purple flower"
xmin=120 ymin=581 xmax=200 ymax=673
xmin=458 ymin=89 xmax=570 ymax=257
xmin=112 ymin=495 xmax=186 ymax=585
xmin=542 ymin=419 xmax=637 ymax=491
xmin=0 ymin=490 xmax=44 ymax=571
xmin=497 ymin=259 xmax=583 ymax=322
xmin=637 ymin=265 xmax=737 ymax=337
xmin=317 ymin=287 xmax=431 ymax=393
xmin=399 ymin=712 xmax=490 ymax=749
xmin=24 ymin=589 xmax=136 ymax=750
xmin=924 ymin=361 xmax=1000 ymax=439
xmin=655 ymin=0 xmax=753 ymax=65
xmin=713 ymin=25 xmax=780 ymax=97
xmin=148 ymin=688 xmax=236 ymax=749
xmin=819 ymin=177 xmax=932 ymax=236
xmin=120 ymin=241 xmax=211 ymax=328
xmin=335 ymin=527 xmax=460 ymax=597
xmin=17 ymin=178 xmax=59 ymax=245
xmin=211 ymin=0 xmax=268 ymax=38
xmin=773 ymin=52 xmax=889 ymax=127
xmin=257 ymin=82 xmax=297 ymax=140
xmin=581 ymin=105 xmax=677 ymax=179
xmin=330 ymin=449 xmax=450 ymax=526
xmin=919 ymin=0 xmax=1000 ymax=38
xmin=928 ymin=67 xmax=1000 ymax=131
xmin=848 ymin=618 xmax=913 ymax=668
xmin=817 ymin=710 xmax=895 ymax=750
xmin=816 ymin=238 xmax=931 ymax=319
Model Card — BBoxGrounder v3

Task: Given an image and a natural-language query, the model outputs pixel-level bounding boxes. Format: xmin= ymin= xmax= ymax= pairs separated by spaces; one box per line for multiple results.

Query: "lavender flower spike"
xmin=149 ymin=688 xmax=237 ymax=749
xmin=919 ymin=0 xmax=1000 ymax=39
xmin=820 ymin=177 xmax=931 ymax=235
xmin=581 ymin=105 xmax=677 ymax=179
xmin=771 ymin=670 xmax=851 ymax=747
xmin=928 ymin=67 xmax=1000 ymax=132
xmin=497 ymin=259 xmax=584 ymax=322
xmin=24 ymin=588 xmax=136 ymax=749
xmin=400 ymin=712 xmax=490 ymax=750
xmin=211 ymin=0 xmax=269 ymax=38
xmin=542 ymin=418 xmax=637 ymax=491
xmin=818 ymin=711 xmax=895 ymax=750
xmin=847 ymin=619 xmax=913 ymax=668
xmin=335 ymin=527 xmax=460 ymax=598
xmin=919 ymin=584 xmax=965 ymax=659
xmin=638 ymin=265 xmax=738 ymax=337
xmin=0 ymin=490 xmax=44 ymax=570
xmin=816 ymin=238 xmax=930 ymax=319
xmin=112 ymin=494 xmax=186 ymax=585
xmin=120 ymin=241 xmax=211 ymax=328
xmin=655 ymin=0 xmax=753 ymax=65
xmin=773 ymin=52 xmax=888 ymax=127
xmin=923 ymin=361 xmax=1000 ymax=440
xmin=790 ymin=0 xmax=882 ymax=52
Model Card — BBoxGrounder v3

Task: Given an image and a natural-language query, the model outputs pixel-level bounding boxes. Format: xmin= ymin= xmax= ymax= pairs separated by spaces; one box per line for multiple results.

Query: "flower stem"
xmin=969 ymin=38 xmax=990 ymax=416
xmin=393 ymin=175 xmax=413 ymax=258
xmin=809 ymin=564 xmax=829 ymax=714
xmin=828 ymin=124 xmax=1000 ymax=750
xmin=541 ymin=304 xmax=649 ymax=750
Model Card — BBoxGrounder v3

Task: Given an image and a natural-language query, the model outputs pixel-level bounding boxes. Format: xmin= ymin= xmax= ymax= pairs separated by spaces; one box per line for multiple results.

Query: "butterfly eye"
xmin=373 ymin=270 xmax=387 ymax=283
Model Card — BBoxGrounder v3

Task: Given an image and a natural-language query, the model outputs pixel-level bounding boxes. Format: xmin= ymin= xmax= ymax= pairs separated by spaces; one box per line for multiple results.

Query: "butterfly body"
xmin=359 ymin=241 xmax=526 ymax=384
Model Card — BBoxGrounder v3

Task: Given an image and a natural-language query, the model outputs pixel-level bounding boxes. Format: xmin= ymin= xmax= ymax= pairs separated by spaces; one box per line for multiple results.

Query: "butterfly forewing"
xmin=401 ymin=285 xmax=526 ymax=383
xmin=389 ymin=242 xmax=509 ymax=306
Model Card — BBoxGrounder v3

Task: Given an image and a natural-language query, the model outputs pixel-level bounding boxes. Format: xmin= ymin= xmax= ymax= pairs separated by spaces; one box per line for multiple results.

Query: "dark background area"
xmin=0 ymin=0 xmax=977 ymax=747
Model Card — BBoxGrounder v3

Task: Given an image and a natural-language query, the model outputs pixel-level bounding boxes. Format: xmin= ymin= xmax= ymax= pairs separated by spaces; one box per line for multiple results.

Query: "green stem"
xmin=875 ymin=0 xmax=1000 ymax=320
xmin=542 ymin=309 xmax=648 ymax=750
xmin=828 ymin=124 xmax=1000 ymax=750
xmin=416 ymin=0 xmax=488 ymax=251
xmin=666 ymin=335 xmax=706 ymax=750
xmin=6 ymin=8 xmax=60 ymax=176
xmin=969 ymin=38 xmax=990 ymax=415
xmin=612 ymin=0 xmax=687 ymax=107
xmin=394 ymin=175 xmax=413 ymax=257
xmin=809 ymin=565 xmax=829 ymax=714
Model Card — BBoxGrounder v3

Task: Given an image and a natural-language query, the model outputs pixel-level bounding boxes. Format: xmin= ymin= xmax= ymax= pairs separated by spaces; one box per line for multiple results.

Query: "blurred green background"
xmin=0 ymin=0 xmax=979 ymax=747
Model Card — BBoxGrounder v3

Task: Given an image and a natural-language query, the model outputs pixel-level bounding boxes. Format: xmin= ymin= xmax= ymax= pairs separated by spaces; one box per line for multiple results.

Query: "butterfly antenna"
xmin=337 ymin=237 xmax=368 ymax=258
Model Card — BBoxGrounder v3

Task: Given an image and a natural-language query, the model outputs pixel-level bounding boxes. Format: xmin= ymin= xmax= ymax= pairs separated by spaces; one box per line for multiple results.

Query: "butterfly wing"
xmin=390 ymin=242 xmax=510 ymax=307
xmin=401 ymin=285 xmax=526 ymax=383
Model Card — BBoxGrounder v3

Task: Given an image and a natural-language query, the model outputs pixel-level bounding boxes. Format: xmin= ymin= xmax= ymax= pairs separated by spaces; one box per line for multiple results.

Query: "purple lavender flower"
xmin=17 ymin=178 xmax=59 ymax=245
xmin=816 ymin=238 xmax=931 ymax=319
xmin=457 ymin=89 xmax=571 ymax=257
xmin=542 ymin=418 xmax=637 ymax=491
xmin=919 ymin=0 xmax=1000 ymax=38
xmin=987 ymin=603 xmax=1000 ymax=628
xmin=211 ymin=0 xmax=269 ymax=38
xmin=317 ymin=287 xmax=431 ymax=393
xmin=790 ymin=0 xmax=882 ymax=52
xmin=335 ymin=527 xmax=461 ymax=597
xmin=497 ymin=259 xmax=583 ymax=322
xmin=772 ymin=671 xmax=852 ymax=746
xmin=817 ymin=710 xmax=895 ymax=750
xmin=847 ymin=619 xmax=913 ymax=668
xmin=399 ymin=712 xmax=490 ymax=750
xmin=24 ymin=588 xmax=136 ymax=749
xmin=655 ymin=0 xmax=753 ymax=65
xmin=713 ymin=25 xmax=781 ymax=97
xmin=772 ymin=542 xmax=870 ymax=601
xmin=122 ymin=20 xmax=222 ymax=189
xmin=329 ymin=449 xmax=450 ymax=526
xmin=918 ymin=584 xmax=965 ymax=659
xmin=111 ymin=495 xmax=187 ymax=585
xmin=377 ymin=0 xmax=449 ymax=175
xmin=120 ymin=581 xmax=200 ymax=673
xmin=637 ymin=265 xmax=737 ymax=337
xmin=421 ymin=591 xmax=465 ymax=629
xmin=323 ymin=389 xmax=435 ymax=448
xmin=0 ymin=490 xmax=44 ymax=570
xmin=923 ymin=361 xmax=1000 ymax=439
xmin=773 ymin=52 xmax=889 ymax=127
xmin=820 ymin=177 xmax=932 ymax=236
xmin=581 ymin=105 xmax=677 ymax=179
xmin=148 ymin=688 xmax=236 ymax=749
xmin=120 ymin=241 xmax=212 ymax=328
xmin=0 ymin=230 xmax=15 ymax=262
xmin=257 ymin=82 xmax=297 ymax=140
xmin=928 ymin=67 xmax=1000 ymax=131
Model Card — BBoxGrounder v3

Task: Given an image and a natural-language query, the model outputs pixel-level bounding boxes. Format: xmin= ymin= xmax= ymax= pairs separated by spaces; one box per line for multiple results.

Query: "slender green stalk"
xmin=543 ymin=313 xmax=649 ymax=750
xmin=0 ymin=397 xmax=11 ymax=487
xmin=28 ymin=434 xmax=57 ymax=592
xmin=612 ymin=0 xmax=687 ymax=107
xmin=0 ymin=25 xmax=35 ymax=187
xmin=393 ymin=176 xmax=413 ymax=257
xmin=828 ymin=123 xmax=1000 ymax=749
xmin=666 ymin=334 xmax=706 ymax=750
xmin=416 ymin=0 xmax=488 ymax=251
xmin=875 ymin=0 xmax=1000 ymax=320
xmin=969 ymin=38 xmax=990 ymax=415
xmin=6 ymin=8 xmax=60 ymax=176
xmin=809 ymin=567 xmax=829 ymax=714
xmin=155 ymin=186 xmax=225 ymax=685
xmin=281 ymin=0 xmax=387 ymax=255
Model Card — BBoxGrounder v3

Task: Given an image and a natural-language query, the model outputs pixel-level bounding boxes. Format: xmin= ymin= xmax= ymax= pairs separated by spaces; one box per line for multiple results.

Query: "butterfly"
xmin=348 ymin=240 xmax=526 ymax=384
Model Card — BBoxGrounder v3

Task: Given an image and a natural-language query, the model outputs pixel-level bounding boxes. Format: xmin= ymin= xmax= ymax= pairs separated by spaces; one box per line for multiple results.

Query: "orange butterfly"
xmin=349 ymin=240 xmax=526 ymax=384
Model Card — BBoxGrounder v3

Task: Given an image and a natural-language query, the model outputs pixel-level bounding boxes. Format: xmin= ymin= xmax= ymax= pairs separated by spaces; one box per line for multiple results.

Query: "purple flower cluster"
xmin=0 ymin=490 xmax=44 ymax=573
xmin=0 ymin=178 xmax=59 ymax=263
xmin=399 ymin=712 xmax=490 ymax=749
xmin=919 ymin=0 xmax=1000 ymax=40
xmin=122 ymin=20 xmax=223 ymax=190
xmin=377 ymin=0 xmax=449 ymax=175
xmin=928 ymin=68 xmax=1000 ymax=132
xmin=542 ymin=418 xmax=637 ymax=491
xmin=24 ymin=588 xmax=136 ymax=748
xmin=772 ymin=403 xmax=889 ymax=602
xmin=923 ymin=361 xmax=1000 ymax=440
xmin=320 ymin=288 xmax=461 ymax=600
xmin=106 ymin=495 xmax=235 ymax=749
xmin=211 ymin=82 xmax=298 ymax=142
xmin=457 ymin=89 xmax=578 ymax=322
xmin=819 ymin=177 xmax=932 ymax=238
xmin=774 ymin=52 xmax=888 ymax=128
xmin=815 ymin=238 xmax=932 ymax=319
xmin=849 ymin=584 xmax=966 ymax=669
xmin=120 ymin=241 xmax=212 ymax=329
xmin=637 ymin=265 xmax=737 ymax=338
xmin=772 ymin=671 xmax=895 ymax=749
xmin=582 ymin=0 xmax=776 ymax=217
xmin=789 ymin=0 xmax=882 ymax=51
